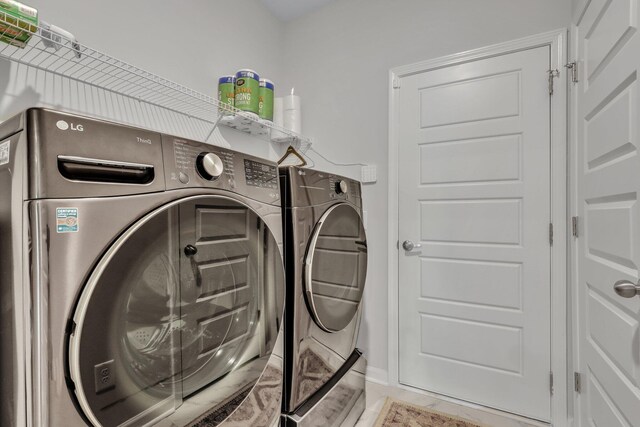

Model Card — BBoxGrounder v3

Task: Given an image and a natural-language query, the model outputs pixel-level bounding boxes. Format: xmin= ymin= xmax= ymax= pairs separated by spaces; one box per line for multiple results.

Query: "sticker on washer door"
xmin=0 ymin=140 xmax=9 ymax=166
xmin=56 ymin=207 xmax=79 ymax=233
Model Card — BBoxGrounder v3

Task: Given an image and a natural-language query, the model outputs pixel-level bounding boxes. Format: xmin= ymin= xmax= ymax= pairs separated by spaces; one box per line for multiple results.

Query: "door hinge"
xmin=549 ymin=223 xmax=554 ymax=246
xmin=565 ymin=61 xmax=579 ymax=83
xmin=572 ymin=216 xmax=579 ymax=237
xmin=550 ymin=372 xmax=554 ymax=395
xmin=393 ymin=77 xmax=400 ymax=89
xmin=574 ymin=372 xmax=582 ymax=393
xmin=548 ymin=69 xmax=560 ymax=95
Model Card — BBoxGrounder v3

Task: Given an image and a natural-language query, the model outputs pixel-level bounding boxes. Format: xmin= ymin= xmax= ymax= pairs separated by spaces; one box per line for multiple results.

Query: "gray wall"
xmin=572 ymin=0 xmax=588 ymax=22
xmin=281 ymin=0 xmax=572 ymax=380
xmin=0 ymin=0 xmax=287 ymax=159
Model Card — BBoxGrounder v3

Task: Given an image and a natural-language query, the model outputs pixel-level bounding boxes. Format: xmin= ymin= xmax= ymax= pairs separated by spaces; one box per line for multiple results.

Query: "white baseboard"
xmin=365 ymin=366 xmax=389 ymax=385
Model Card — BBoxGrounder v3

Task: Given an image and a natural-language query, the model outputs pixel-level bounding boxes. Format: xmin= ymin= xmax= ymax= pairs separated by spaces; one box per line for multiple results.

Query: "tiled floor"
xmin=356 ymin=381 xmax=549 ymax=427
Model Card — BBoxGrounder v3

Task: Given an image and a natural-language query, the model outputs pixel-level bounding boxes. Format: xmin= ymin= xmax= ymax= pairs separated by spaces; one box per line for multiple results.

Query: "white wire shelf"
xmin=215 ymin=107 xmax=312 ymax=153
xmin=0 ymin=12 xmax=311 ymax=152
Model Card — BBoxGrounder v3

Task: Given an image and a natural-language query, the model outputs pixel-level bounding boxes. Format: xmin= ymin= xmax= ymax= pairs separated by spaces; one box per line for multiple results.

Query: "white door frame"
xmin=567 ymin=23 xmax=580 ymax=427
xmin=387 ymin=29 xmax=569 ymax=426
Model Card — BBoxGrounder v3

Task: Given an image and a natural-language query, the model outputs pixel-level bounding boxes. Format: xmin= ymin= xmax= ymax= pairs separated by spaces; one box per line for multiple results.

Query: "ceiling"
xmin=260 ymin=0 xmax=336 ymax=21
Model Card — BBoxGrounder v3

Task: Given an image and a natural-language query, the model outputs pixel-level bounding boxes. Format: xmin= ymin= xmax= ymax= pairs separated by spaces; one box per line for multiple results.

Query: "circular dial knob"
xmin=335 ymin=180 xmax=348 ymax=195
xmin=196 ymin=153 xmax=224 ymax=180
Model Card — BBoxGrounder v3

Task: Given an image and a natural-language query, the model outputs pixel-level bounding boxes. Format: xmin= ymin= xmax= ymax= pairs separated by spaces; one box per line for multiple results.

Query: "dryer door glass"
xmin=68 ymin=196 xmax=284 ymax=427
xmin=304 ymin=203 xmax=368 ymax=332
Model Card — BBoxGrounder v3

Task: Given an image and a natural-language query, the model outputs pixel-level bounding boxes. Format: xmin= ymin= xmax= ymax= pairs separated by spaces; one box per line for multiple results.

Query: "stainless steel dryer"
xmin=279 ymin=167 xmax=367 ymax=427
xmin=0 ymin=108 xmax=285 ymax=427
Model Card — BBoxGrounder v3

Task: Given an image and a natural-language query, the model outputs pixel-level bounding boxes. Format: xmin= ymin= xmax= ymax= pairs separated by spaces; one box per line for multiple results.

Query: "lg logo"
xmin=56 ymin=120 xmax=84 ymax=132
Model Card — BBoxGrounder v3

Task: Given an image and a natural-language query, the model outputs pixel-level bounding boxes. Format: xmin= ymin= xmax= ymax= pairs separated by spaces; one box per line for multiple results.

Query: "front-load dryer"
xmin=279 ymin=167 xmax=367 ymax=427
xmin=0 ymin=108 xmax=285 ymax=427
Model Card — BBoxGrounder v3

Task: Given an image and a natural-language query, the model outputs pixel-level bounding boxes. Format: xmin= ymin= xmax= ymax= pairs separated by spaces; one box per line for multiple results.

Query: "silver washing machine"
xmin=279 ymin=167 xmax=367 ymax=427
xmin=0 ymin=108 xmax=285 ymax=427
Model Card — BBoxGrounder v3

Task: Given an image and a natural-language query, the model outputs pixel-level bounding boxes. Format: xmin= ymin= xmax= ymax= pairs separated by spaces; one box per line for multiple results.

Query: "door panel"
xmin=398 ymin=46 xmax=552 ymax=420
xmin=576 ymin=0 xmax=640 ymax=425
xmin=418 ymin=134 xmax=522 ymax=185
xmin=304 ymin=203 xmax=368 ymax=333
xmin=70 ymin=207 xmax=183 ymax=427
xmin=69 ymin=195 xmax=283 ymax=426
xmin=179 ymin=198 xmax=262 ymax=396
xmin=419 ymin=71 xmax=521 ymax=127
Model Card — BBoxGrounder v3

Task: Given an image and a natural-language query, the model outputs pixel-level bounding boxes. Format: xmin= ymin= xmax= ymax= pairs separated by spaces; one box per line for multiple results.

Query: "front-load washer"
xmin=0 ymin=108 xmax=285 ymax=427
xmin=279 ymin=167 xmax=368 ymax=427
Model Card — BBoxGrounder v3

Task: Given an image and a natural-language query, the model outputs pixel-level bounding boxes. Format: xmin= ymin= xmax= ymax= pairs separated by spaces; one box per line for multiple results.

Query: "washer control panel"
xmin=244 ymin=159 xmax=278 ymax=190
xmin=170 ymin=139 xmax=236 ymax=185
xmin=163 ymin=136 xmax=280 ymax=205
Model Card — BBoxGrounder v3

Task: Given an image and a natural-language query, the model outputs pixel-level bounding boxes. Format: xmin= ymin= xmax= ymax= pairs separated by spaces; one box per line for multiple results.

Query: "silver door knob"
xmin=402 ymin=240 xmax=421 ymax=251
xmin=613 ymin=280 xmax=640 ymax=298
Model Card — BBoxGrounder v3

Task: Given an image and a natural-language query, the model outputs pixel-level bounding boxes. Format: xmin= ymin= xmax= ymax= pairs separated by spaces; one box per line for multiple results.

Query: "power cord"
xmin=307 ymin=146 xmax=367 ymax=168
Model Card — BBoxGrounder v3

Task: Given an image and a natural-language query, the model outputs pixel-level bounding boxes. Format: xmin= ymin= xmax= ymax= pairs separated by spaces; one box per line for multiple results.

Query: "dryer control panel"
xmin=279 ymin=166 xmax=362 ymax=208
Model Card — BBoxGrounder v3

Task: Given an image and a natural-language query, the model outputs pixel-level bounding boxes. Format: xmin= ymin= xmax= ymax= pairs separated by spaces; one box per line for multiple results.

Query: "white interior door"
xmin=575 ymin=0 xmax=640 ymax=425
xmin=397 ymin=46 xmax=552 ymax=421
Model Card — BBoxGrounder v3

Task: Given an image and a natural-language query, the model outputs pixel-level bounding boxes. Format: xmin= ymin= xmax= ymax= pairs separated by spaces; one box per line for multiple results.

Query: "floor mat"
xmin=374 ymin=398 xmax=487 ymax=427
xmin=294 ymin=383 xmax=359 ymax=427
xmin=296 ymin=347 xmax=334 ymax=404
xmin=188 ymin=365 xmax=282 ymax=427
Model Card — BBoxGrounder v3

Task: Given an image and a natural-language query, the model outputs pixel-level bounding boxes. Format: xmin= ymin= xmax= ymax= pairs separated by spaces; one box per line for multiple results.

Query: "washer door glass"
xmin=304 ymin=203 xmax=368 ymax=332
xmin=68 ymin=196 xmax=284 ymax=427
